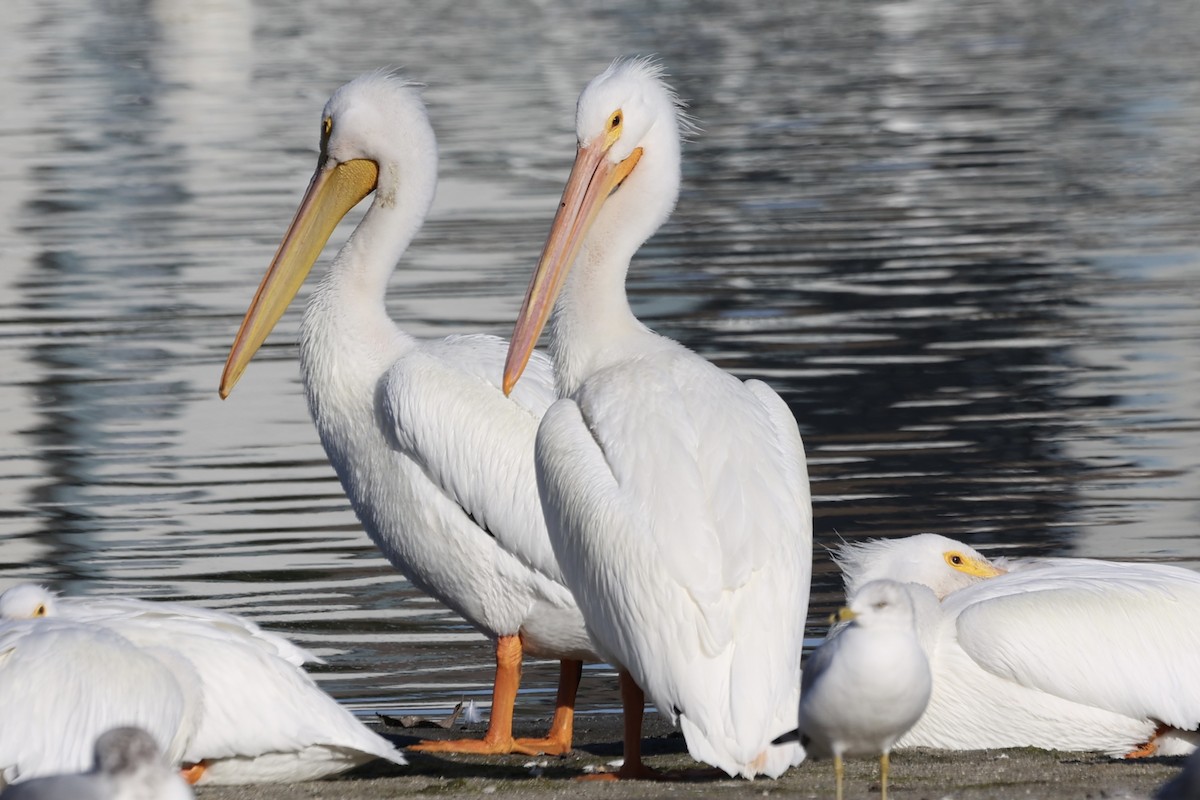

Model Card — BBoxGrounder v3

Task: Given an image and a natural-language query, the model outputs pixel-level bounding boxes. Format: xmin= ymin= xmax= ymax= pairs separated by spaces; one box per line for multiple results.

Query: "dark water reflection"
xmin=0 ymin=0 xmax=1198 ymax=721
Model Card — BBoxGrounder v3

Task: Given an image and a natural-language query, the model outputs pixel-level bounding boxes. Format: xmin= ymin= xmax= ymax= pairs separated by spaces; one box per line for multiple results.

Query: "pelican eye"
xmin=603 ymin=110 xmax=625 ymax=150
xmin=33 ymin=604 xmax=46 ymax=617
xmin=874 ymin=601 xmax=888 ymax=610
xmin=948 ymin=553 xmax=964 ymax=566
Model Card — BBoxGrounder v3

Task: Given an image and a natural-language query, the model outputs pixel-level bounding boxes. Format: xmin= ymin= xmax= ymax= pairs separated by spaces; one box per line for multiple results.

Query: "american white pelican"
xmin=0 ymin=583 xmax=313 ymax=666
xmin=0 ymin=728 xmax=194 ymax=800
xmin=777 ymin=580 xmax=930 ymax=800
xmin=502 ymin=58 xmax=812 ymax=779
xmin=0 ymin=618 xmax=196 ymax=787
xmin=833 ymin=533 xmax=1006 ymax=600
xmin=218 ymin=71 xmax=596 ymax=756
xmin=834 ymin=535 xmax=1200 ymax=757
xmin=1 ymin=585 xmax=407 ymax=784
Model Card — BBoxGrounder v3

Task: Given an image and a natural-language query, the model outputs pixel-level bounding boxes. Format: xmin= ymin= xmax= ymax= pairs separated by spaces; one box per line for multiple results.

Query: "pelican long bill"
xmin=502 ymin=140 xmax=642 ymax=395
xmin=219 ymin=157 xmax=379 ymax=398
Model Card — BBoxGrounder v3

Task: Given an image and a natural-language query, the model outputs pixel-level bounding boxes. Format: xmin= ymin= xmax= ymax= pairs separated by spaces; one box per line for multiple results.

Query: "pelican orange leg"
xmin=409 ymin=634 xmax=541 ymax=755
xmin=514 ymin=657 xmax=583 ymax=755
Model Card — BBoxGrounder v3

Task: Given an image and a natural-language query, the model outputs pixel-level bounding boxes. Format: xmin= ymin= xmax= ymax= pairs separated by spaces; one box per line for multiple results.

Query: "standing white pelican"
xmin=219 ymin=71 xmax=596 ymax=756
xmin=833 ymin=535 xmax=1200 ymax=757
xmin=776 ymin=580 xmax=931 ymax=800
xmin=0 ymin=727 xmax=194 ymax=800
xmin=502 ymin=58 xmax=812 ymax=779
xmin=1 ymin=585 xmax=407 ymax=784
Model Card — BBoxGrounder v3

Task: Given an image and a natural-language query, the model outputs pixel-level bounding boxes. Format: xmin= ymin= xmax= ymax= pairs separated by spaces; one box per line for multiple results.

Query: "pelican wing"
xmin=0 ymin=620 xmax=191 ymax=785
xmin=381 ymin=334 xmax=564 ymax=583
xmin=110 ymin=618 xmax=408 ymax=782
xmin=950 ymin=563 xmax=1200 ymax=729
xmin=535 ymin=347 xmax=809 ymax=775
xmin=55 ymin=595 xmax=318 ymax=666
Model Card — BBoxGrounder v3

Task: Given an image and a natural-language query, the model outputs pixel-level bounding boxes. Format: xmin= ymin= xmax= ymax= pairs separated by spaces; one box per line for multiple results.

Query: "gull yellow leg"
xmin=835 ymin=752 xmax=844 ymax=800
xmin=881 ymin=751 xmax=890 ymax=800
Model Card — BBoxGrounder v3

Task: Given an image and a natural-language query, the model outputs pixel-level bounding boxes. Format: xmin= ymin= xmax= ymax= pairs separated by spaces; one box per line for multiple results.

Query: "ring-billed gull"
xmin=776 ymin=579 xmax=930 ymax=800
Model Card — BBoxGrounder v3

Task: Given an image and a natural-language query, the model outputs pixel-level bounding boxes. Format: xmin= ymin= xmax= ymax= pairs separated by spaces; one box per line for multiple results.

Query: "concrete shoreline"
xmin=195 ymin=713 xmax=1184 ymax=799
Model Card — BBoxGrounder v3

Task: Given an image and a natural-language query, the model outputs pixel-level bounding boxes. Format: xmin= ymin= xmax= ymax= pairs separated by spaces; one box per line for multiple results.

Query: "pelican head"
xmin=0 ymin=583 xmax=58 ymax=619
xmin=220 ymin=71 xmax=436 ymax=398
xmin=503 ymin=58 xmax=686 ymax=394
xmin=833 ymin=533 xmax=1007 ymax=601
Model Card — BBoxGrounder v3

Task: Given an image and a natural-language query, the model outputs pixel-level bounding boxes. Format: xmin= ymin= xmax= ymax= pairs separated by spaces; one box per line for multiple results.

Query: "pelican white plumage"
xmin=502 ymin=58 xmax=812 ymax=779
xmin=0 ymin=583 xmax=313 ymax=666
xmin=777 ymin=580 xmax=931 ymax=800
xmin=219 ymin=71 xmax=595 ymax=755
xmin=834 ymin=535 xmax=1200 ymax=757
xmin=0 ymin=584 xmax=406 ymax=784
xmin=0 ymin=618 xmax=196 ymax=788
xmin=0 ymin=727 xmax=194 ymax=800
xmin=833 ymin=533 xmax=1007 ymax=600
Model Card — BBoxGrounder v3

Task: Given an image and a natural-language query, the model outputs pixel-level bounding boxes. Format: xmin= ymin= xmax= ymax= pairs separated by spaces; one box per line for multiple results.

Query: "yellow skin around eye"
xmin=944 ymin=550 xmax=1006 ymax=579
xmin=604 ymin=112 xmax=623 ymax=148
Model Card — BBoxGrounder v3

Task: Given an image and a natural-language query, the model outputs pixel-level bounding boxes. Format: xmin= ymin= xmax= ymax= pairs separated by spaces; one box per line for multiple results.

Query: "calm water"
xmin=1 ymin=0 xmax=1198 ymax=722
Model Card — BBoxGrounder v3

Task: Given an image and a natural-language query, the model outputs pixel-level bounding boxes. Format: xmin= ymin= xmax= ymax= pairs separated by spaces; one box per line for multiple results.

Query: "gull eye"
xmin=874 ymin=601 xmax=887 ymax=610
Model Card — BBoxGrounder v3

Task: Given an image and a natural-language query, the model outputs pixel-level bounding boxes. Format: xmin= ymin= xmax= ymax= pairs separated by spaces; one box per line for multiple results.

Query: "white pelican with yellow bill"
xmin=219 ymin=71 xmax=596 ymax=756
xmin=502 ymin=58 xmax=811 ymax=780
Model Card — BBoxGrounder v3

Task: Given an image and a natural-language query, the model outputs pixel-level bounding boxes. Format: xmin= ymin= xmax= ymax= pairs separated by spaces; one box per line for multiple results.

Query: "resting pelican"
xmin=219 ymin=71 xmax=595 ymax=755
xmin=0 ymin=727 xmax=193 ymax=800
xmin=503 ymin=58 xmax=812 ymax=779
xmin=777 ymin=580 xmax=931 ymax=800
xmin=0 ymin=583 xmax=312 ymax=666
xmin=834 ymin=535 xmax=1200 ymax=757
xmin=0 ymin=618 xmax=196 ymax=787
xmin=1 ymin=585 xmax=407 ymax=784
xmin=833 ymin=533 xmax=1006 ymax=600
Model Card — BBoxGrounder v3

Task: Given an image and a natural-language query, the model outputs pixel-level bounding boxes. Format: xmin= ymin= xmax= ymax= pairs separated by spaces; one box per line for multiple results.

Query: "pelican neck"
xmin=548 ymin=236 xmax=655 ymax=397
xmin=299 ymin=176 xmax=431 ymax=401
